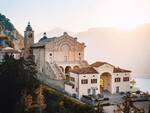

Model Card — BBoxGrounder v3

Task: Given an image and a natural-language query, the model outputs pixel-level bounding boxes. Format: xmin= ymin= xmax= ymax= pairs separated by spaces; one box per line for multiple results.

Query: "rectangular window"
xmin=123 ymin=77 xmax=129 ymax=81
xmin=72 ymin=85 xmax=74 ymax=89
xmin=81 ymin=79 xmax=88 ymax=84
xmin=91 ymin=79 xmax=97 ymax=84
xmin=70 ymin=77 xmax=75 ymax=82
xmin=115 ymin=78 xmax=121 ymax=82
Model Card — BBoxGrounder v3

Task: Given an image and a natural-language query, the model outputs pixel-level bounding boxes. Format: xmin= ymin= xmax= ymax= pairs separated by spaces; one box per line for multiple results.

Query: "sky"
xmin=1 ymin=0 xmax=150 ymax=34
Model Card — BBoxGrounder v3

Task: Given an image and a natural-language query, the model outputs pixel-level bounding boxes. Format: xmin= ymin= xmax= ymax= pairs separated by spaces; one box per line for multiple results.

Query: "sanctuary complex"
xmin=23 ymin=23 xmax=132 ymax=99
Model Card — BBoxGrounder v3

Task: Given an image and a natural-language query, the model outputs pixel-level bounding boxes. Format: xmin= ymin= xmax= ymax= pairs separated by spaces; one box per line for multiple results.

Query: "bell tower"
xmin=24 ymin=22 xmax=34 ymax=58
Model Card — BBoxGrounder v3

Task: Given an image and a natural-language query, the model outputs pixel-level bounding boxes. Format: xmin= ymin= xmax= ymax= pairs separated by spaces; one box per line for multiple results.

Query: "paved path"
xmin=103 ymin=91 xmax=125 ymax=104
xmin=37 ymin=72 xmax=65 ymax=92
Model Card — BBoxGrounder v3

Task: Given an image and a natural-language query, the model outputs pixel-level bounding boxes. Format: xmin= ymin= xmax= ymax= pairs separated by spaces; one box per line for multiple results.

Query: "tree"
xmin=0 ymin=55 xmax=40 ymax=113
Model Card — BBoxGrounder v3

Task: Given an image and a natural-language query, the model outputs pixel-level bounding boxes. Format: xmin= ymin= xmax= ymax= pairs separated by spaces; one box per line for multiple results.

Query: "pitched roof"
xmin=32 ymin=32 xmax=84 ymax=48
xmin=0 ymin=47 xmax=20 ymax=53
xmin=32 ymin=37 xmax=55 ymax=48
xmin=90 ymin=61 xmax=114 ymax=67
xmin=113 ymin=67 xmax=131 ymax=73
xmin=70 ymin=66 xmax=98 ymax=74
xmin=91 ymin=61 xmax=131 ymax=73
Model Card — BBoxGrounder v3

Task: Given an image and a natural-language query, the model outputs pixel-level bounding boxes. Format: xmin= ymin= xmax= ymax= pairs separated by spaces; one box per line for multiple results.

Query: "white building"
xmin=65 ymin=67 xmax=100 ymax=99
xmin=65 ymin=62 xmax=131 ymax=99
xmin=0 ymin=47 xmax=21 ymax=63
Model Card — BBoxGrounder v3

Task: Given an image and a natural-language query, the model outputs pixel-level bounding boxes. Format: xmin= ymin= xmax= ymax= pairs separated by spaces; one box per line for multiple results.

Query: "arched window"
xmin=65 ymin=66 xmax=72 ymax=74
xmin=49 ymin=53 xmax=52 ymax=56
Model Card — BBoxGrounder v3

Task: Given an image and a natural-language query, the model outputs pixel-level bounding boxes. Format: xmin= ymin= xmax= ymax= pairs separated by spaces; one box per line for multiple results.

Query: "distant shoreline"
xmin=133 ymin=76 xmax=150 ymax=79
xmin=134 ymin=78 xmax=150 ymax=93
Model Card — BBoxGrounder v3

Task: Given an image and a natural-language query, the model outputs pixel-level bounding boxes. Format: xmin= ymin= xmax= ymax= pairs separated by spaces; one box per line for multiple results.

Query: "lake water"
xmin=103 ymin=78 xmax=150 ymax=113
xmin=134 ymin=78 xmax=150 ymax=92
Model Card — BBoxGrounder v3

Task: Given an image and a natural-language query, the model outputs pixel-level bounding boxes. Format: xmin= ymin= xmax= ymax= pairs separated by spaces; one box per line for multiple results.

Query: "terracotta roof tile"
xmin=113 ymin=67 xmax=131 ymax=73
xmin=90 ymin=61 xmax=114 ymax=67
xmin=70 ymin=66 xmax=98 ymax=74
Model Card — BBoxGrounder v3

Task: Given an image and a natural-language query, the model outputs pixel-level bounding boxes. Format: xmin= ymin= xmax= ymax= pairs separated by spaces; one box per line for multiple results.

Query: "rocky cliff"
xmin=0 ymin=13 xmax=24 ymax=50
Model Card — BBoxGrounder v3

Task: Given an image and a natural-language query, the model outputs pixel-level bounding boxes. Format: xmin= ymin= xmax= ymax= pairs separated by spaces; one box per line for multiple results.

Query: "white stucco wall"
xmin=33 ymin=48 xmax=45 ymax=73
xmin=93 ymin=64 xmax=131 ymax=94
xmin=65 ymin=72 xmax=100 ymax=99
xmin=78 ymin=73 xmax=100 ymax=99
xmin=94 ymin=64 xmax=114 ymax=75
xmin=65 ymin=72 xmax=79 ymax=96
xmin=111 ymin=73 xmax=131 ymax=93
xmin=65 ymin=84 xmax=76 ymax=95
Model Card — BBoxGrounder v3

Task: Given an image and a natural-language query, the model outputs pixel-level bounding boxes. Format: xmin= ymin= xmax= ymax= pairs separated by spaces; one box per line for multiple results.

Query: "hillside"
xmin=0 ymin=13 xmax=24 ymax=49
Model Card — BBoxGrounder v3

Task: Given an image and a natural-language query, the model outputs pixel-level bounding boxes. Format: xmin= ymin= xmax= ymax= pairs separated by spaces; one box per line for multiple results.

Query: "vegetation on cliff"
xmin=0 ymin=55 xmax=40 ymax=113
xmin=0 ymin=13 xmax=24 ymax=49
xmin=0 ymin=13 xmax=15 ymax=32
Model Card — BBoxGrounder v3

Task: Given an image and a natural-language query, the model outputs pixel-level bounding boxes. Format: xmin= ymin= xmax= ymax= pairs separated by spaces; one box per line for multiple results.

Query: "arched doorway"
xmin=60 ymin=44 xmax=70 ymax=63
xmin=73 ymin=65 xmax=79 ymax=70
xmin=65 ymin=66 xmax=72 ymax=80
xmin=100 ymin=72 xmax=112 ymax=94
xmin=59 ymin=66 xmax=64 ymax=73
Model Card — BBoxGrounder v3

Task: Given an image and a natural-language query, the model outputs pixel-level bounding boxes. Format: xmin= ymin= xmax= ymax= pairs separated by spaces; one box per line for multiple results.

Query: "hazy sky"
xmin=1 ymin=0 xmax=150 ymax=34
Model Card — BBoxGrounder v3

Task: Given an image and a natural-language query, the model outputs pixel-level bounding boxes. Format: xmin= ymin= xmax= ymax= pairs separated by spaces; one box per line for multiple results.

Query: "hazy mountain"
xmin=35 ymin=24 xmax=150 ymax=78
xmin=76 ymin=25 xmax=150 ymax=78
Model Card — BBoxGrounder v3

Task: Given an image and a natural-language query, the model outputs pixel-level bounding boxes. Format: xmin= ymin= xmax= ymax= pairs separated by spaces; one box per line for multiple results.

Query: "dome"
xmin=39 ymin=32 xmax=48 ymax=42
xmin=25 ymin=22 xmax=33 ymax=31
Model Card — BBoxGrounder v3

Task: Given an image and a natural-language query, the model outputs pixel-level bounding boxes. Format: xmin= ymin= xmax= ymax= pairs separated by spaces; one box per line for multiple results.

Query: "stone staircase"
xmin=53 ymin=62 xmax=65 ymax=79
xmin=45 ymin=62 xmax=65 ymax=80
xmin=46 ymin=62 xmax=56 ymax=79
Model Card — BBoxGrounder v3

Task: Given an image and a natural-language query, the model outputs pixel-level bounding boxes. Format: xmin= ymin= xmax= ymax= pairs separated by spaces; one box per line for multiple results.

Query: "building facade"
xmin=0 ymin=47 xmax=21 ymax=63
xmin=65 ymin=62 xmax=131 ymax=99
xmin=31 ymin=31 xmax=87 ymax=79
xmin=91 ymin=62 xmax=131 ymax=94
xmin=65 ymin=67 xmax=100 ymax=99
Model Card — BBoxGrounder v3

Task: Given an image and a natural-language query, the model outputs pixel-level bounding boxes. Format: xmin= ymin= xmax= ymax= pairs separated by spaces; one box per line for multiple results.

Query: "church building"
xmin=24 ymin=22 xmax=88 ymax=80
xmin=23 ymin=23 xmax=132 ymax=97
